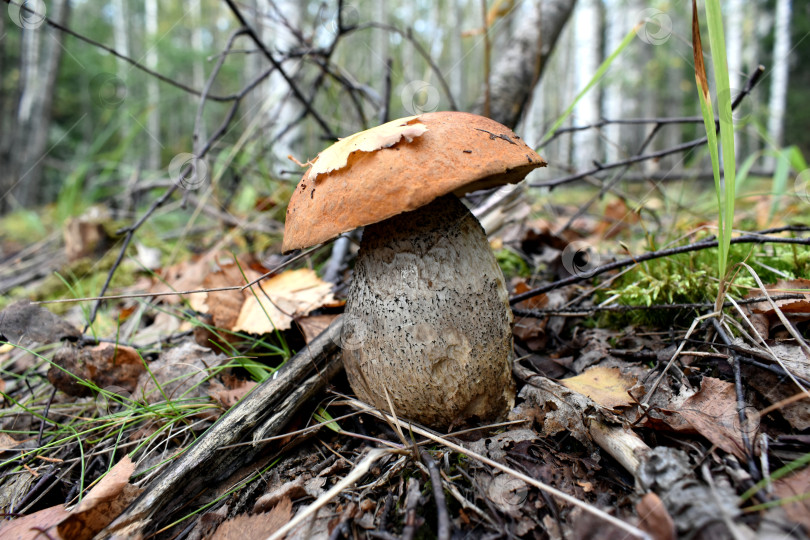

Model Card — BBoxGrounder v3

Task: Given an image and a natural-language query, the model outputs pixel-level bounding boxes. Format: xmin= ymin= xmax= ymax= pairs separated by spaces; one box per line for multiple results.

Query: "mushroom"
xmin=283 ymin=111 xmax=546 ymax=429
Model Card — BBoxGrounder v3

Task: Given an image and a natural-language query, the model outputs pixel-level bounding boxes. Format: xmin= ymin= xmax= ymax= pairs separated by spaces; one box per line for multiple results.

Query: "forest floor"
xmin=0 ymin=180 xmax=809 ymax=540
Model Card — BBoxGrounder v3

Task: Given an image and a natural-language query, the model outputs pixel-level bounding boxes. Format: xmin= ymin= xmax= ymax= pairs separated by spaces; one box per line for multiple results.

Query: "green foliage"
xmin=693 ymin=0 xmax=737 ymax=283
xmin=539 ymin=24 xmax=638 ymax=147
xmin=495 ymin=247 xmax=531 ymax=279
xmin=313 ymin=407 xmax=343 ymax=433
xmin=0 ymin=208 xmax=49 ymax=244
xmin=597 ymin=241 xmax=810 ymax=327
xmin=741 ymin=450 xmax=810 ymax=505
xmin=0 ymin=343 xmax=226 ymax=490
xmin=783 ymin=1 xmax=810 ymax=158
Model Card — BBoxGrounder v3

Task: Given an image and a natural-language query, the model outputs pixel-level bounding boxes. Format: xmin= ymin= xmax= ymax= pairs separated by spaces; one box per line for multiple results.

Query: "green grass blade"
xmin=740 ymin=451 xmax=810 ymax=502
xmin=692 ymin=0 xmax=725 ymax=277
xmin=538 ymin=24 xmax=639 ymax=147
xmin=734 ymin=151 xmax=763 ymax=195
xmin=705 ymin=0 xmax=736 ymax=279
xmin=770 ymin=149 xmax=791 ymax=221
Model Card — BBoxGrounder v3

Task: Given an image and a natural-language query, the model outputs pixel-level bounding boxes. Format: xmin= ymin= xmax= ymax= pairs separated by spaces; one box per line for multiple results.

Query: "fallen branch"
xmin=512 ymin=293 xmax=807 ymax=318
xmin=106 ymin=317 xmax=345 ymax=537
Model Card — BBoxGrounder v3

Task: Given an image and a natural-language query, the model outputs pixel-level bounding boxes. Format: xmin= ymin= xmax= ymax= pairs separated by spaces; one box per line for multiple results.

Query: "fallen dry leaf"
xmin=747 ymin=278 xmax=810 ymax=315
xmin=511 ymin=375 xmax=614 ymax=450
xmin=202 ymin=262 xmax=248 ymax=332
xmin=296 ymin=313 xmax=340 ymax=343
xmin=512 ymin=280 xmax=550 ymax=350
xmin=559 ymin=366 xmax=636 ymax=411
xmin=253 ymin=480 xmax=307 ymax=514
xmin=149 ymin=252 xmax=218 ymax=306
xmin=233 ymin=269 xmax=335 ymax=334
xmin=198 ymin=265 xmax=334 ymax=336
xmin=592 ymin=197 xmax=639 ymax=240
xmin=0 ymin=433 xmax=23 ymax=454
xmin=636 ymin=492 xmax=675 ymax=540
xmin=0 ymin=456 xmax=141 ymax=540
xmin=0 ymin=504 xmax=70 ymax=540
xmin=210 ymin=379 xmax=257 ymax=408
xmin=210 ymin=498 xmax=292 ymax=540
xmin=48 ymin=343 xmax=144 ymax=397
xmin=675 ymin=377 xmax=757 ymax=460
xmin=466 ymin=429 xmax=539 ymax=462
xmin=745 ymin=278 xmax=810 ymax=339
xmin=772 ymin=464 xmax=810 ymax=530
xmin=134 ymin=341 xmax=225 ymax=405
xmin=58 ymin=456 xmax=142 ymax=540
xmin=512 ymin=281 xmax=571 ymax=352
xmin=307 ymin=116 xmax=427 ymax=180
xmin=743 ymin=362 xmax=810 ymax=431
xmin=64 ymin=209 xmax=114 ymax=262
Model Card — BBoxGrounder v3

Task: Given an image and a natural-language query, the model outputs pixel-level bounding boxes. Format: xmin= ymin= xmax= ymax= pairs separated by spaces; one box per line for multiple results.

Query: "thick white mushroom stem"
xmin=342 ymin=195 xmax=515 ymax=429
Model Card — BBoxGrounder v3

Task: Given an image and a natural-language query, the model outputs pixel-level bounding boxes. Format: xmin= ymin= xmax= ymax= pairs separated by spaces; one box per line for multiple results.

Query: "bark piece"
xmin=472 ymin=0 xmax=578 ymax=128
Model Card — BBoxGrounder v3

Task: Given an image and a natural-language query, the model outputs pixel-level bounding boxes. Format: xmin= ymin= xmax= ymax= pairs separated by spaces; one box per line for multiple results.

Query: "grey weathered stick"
xmin=107 ymin=316 xmax=344 ymax=537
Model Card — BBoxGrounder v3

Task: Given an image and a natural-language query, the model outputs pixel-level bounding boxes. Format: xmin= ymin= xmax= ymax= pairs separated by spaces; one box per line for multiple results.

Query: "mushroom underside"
xmin=342 ymin=194 xmax=515 ymax=429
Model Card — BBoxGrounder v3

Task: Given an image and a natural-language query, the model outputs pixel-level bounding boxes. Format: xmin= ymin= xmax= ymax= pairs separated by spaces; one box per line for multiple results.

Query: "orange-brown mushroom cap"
xmin=282 ymin=111 xmax=546 ymax=252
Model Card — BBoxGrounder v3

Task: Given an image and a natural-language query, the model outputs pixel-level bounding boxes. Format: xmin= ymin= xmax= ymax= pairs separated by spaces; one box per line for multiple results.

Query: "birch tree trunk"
xmin=473 ymin=0 xmax=578 ymax=130
xmin=727 ymin=0 xmax=744 ymax=159
xmin=601 ymin=0 xmax=627 ymax=163
xmin=5 ymin=0 xmax=70 ymax=209
xmin=449 ymin=0 xmax=464 ymax=107
xmin=112 ymin=0 xmax=130 ymax=148
xmin=112 ymin=0 xmax=129 ymax=73
xmin=262 ymin=0 xmax=302 ymax=171
xmin=571 ymin=0 xmax=601 ymax=167
xmin=373 ymin=0 xmax=389 ymax=99
xmin=144 ymin=0 xmax=161 ymax=171
xmin=559 ymin=17 xmax=576 ymax=166
xmin=244 ymin=0 xmax=264 ymax=123
xmin=188 ymin=0 xmax=206 ymax=141
xmin=747 ymin=0 xmax=767 ymax=158
xmin=766 ymin=0 xmax=791 ymax=167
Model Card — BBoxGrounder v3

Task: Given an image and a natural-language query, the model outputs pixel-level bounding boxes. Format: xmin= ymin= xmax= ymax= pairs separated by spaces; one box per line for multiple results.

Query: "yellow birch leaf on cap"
xmin=559 ymin=366 xmax=636 ymax=411
xmin=308 ymin=116 xmax=427 ymax=180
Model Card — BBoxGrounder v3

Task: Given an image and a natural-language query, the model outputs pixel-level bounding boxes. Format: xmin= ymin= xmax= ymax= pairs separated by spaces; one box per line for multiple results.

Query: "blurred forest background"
xmin=0 ymin=0 xmax=806 ymax=241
